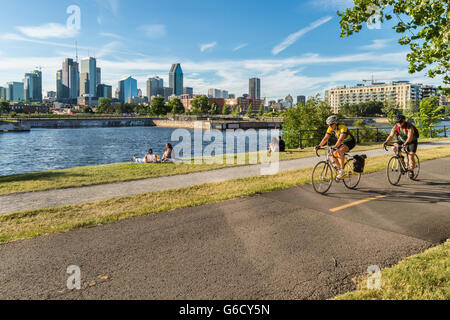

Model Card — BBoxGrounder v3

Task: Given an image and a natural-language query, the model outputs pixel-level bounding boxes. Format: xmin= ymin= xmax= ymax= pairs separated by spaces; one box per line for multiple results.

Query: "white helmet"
xmin=326 ymin=115 xmax=339 ymax=126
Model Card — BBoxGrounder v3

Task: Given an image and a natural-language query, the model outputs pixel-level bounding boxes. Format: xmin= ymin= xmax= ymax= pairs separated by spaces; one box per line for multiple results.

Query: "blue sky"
xmin=0 ymin=0 xmax=444 ymax=100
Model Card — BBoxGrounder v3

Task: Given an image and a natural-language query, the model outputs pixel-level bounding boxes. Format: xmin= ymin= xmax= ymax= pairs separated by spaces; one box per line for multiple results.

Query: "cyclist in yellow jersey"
xmin=315 ymin=115 xmax=357 ymax=179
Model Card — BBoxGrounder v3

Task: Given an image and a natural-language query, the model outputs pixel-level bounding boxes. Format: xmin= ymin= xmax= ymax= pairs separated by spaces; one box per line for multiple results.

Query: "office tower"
xmin=157 ymin=87 xmax=173 ymax=102
xmin=23 ymin=70 xmax=42 ymax=102
xmin=96 ymin=67 xmax=101 ymax=87
xmin=146 ymin=76 xmax=164 ymax=99
xmin=169 ymin=63 xmax=183 ymax=96
xmin=118 ymin=76 xmax=138 ymax=103
xmin=0 ymin=87 xmax=6 ymax=101
xmin=61 ymin=58 xmax=80 ymax=101
xmin=249 ymin=78 xmax=261 ymax=100
xmin=297 ymin=95 xmax=306 ymax=106
xmin=183 ymin=87 xmax=193 ymax=95
xmin=97 ymin=84 xmax=113 ymax=99
xmin=56 ymin=69 xmax=63 ymax=101
xmin=6 ymin=82 xmax=24 ymax=102
xmin=221 ymin=90 xmax=229 ymax=99
xmin=80 ymin=57 xmax=97 ymax=97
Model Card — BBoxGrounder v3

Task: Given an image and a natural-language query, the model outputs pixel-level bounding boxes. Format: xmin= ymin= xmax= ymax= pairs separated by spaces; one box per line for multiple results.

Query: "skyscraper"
xmin=80 ymin=57 xmax=97 ymax=97
xmin=61 ymin=58 xmax=80 ymax=101
xmin=96 ymin=67 xmax=101 ymax=87
xmin=6 ymin=82 xmax=24 ymax=102
xmin=23 ymin=70 xmax=42 ymax=102
xmin=56 ymin=69 xmax=63 ymax=101
xmin=183 ymin=87 xmax=193 ymax=95
xmin=0 ymin=87 xmax=7 ymax=101
xmin=169 ymin=64 xmax=183 ymax=96
xmin=118 ymin=76 xmax=138 ymax=103
xmin=146 ymin=76 xmax=164 ymax=99
xmin=249 ymin=78 xmax=261 ymax=100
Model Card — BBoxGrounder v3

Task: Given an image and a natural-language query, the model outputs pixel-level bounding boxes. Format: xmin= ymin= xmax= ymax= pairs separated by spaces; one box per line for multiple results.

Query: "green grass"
xmin=334 ymin=240 xmax=450 ymax=300
xmin=1 ymin=145 xmax=450 ymax=245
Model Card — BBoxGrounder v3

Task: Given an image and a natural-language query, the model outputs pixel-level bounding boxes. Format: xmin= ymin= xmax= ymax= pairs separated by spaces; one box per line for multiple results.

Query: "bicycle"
xmin=384 ymin=143 xmax=420 ymax=186
xmin=312 ymin=147 xmax=362 ymax=195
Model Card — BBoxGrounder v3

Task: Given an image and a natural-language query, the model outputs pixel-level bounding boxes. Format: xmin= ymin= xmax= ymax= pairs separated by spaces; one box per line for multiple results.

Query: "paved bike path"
xmin=0 ymin=157 xmax=448 ymax=299
xmin=0 ymin=140 xmax=449 ymax=215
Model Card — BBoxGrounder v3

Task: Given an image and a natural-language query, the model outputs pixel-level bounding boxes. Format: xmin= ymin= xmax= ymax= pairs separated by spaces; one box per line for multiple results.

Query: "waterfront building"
xmin=421 ymin=85 xmax=438 ymax=99
xmin=169 ymin=63 xmax=183 ymax=96
xmin=325 ymin=81 xmax=423 ymax=113
xmin=249 ymin=78 xmax=261 ymax=100
xmin=146 ymin=76 xmax=164 ymax=99
xmin=0 ymin=86 xmax=7 ymax=101
xmin=297 ymin=95 xmax=306 ymax=105
xmin=183 ymin=87 xmax=193 ymax=95
xmin=97 ymin=84 xmax=113 ymax=99
xmin=6 ymin=82 xmax=24 ymax=102
xmin=180 ymin=94 xmax=225 ymax=111
xmin=80 ymin=57 xmax=98 ymax=98
xmin=118 ymin=76 xmax=138 ymax=103
xmin=225 ymin=97 xmax=265 ymax=113
xmin=23 ymin=70 xmax=42 ymax=102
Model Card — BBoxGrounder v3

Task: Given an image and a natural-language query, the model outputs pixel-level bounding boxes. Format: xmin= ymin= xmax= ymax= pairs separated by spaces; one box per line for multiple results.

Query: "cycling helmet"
xmin=326 ymin=115 xmax=339 ymax=126
xmin=394 ymin=114 xmax=406 ymax=123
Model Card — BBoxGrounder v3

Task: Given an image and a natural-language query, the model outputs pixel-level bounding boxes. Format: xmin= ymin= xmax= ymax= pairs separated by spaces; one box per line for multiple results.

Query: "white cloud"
xmin=272 ymin=16 xmax=333 ymax=55
xmin=309 ymin=0 xmax=354 ymax=10
xmin=96 ymin=0 xmax=120 ymax=16
xmin=360 ymin=39 xmax=392 ymax=51
xmin=138 ymin=25 xmax=167 ymax=39
xmin=200 ymin=42 xmax=217 ymax=52
xmin=100 ymin=32 xmax=124 ymax=40
xmin=16 ymin=23 xmax=78 ymax=39
xmin=233 ymin=43 xmax=248 ymax=52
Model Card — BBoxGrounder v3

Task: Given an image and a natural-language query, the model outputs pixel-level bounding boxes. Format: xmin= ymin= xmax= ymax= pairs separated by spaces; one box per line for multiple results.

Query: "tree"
xmin=190 ymin=96 xmax=210 ymax=114
xmin=168 ymin=98 xmax=185 ymax=115
xmin=407 ymin=96 xmax=444 ymax=137
xmin=210 ymin=102 xmax=220 ymax=115
xmin=0 ymin=101 xmax=11 ymax=114
xmin=282 ymin=96 xmax=333 ymax=149
xmin=258 ymin=103 xmax=264 ymax=117
xmin=151 ymin=97 xmax=168 ymax=116
xmin=338 ymin=0 xmax=449 ymax=84
xmin=221 ymin=103 xmax=228 ymax=115
xmin=97 ymin=98 xmax=113 ymax=114
xmin=382 ymin=99 xmax=402 ymax=124
xmin=82 ymin=106 xmax=94 ymax=114
xmin=246 ymin=104 xmax=253 ymax=116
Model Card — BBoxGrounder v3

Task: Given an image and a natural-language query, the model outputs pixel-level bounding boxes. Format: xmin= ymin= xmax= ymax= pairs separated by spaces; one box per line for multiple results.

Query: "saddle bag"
xmin=353 ymin=155 xmax=367 ymax=173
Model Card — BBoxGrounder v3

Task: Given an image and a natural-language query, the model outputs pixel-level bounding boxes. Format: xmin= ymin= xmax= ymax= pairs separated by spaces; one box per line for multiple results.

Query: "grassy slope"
xmin=1 ymin=138 xmax=447 ymax=195
xmin=1 ymin=145 xmax=450 ymax=244
xmin=334 ymin=240 xmax=449 ymax=300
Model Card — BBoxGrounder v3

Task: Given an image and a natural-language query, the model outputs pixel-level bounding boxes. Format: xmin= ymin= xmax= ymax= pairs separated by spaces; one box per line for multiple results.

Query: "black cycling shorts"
xmin=343 ymin=138 xmax=356 ymax=151
xmin=397 ymin=141 xmax=418 ymax=153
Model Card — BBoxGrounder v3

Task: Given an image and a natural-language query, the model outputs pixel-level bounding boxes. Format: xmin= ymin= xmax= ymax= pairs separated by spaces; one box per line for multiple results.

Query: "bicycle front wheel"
xmin=343 ymin=159 xmax=362 ymax=190
xmin=312 ymin=161 xmax=333 ymax=194
xmin=387 ymin=157 xmax=402 ymax=186
xmin=410 ymin=154 xmax=420 ymax=180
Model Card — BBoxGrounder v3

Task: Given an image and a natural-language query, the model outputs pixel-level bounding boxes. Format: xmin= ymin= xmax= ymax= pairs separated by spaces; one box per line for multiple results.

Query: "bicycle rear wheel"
xmin=312 ymin=161 xmax=333 ymax=194
xmin=343 ymin=159 xmax=362 ymax=190
xmin=387 ymin=157 xmax=402 ymax=186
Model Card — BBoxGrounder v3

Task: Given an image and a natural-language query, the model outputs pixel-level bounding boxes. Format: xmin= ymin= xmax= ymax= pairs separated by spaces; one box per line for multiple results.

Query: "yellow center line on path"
xmin=330 ymin=195 xmax=387 ymax=213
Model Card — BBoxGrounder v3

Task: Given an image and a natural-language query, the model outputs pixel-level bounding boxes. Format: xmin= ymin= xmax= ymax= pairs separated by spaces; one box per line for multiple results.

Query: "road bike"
xmin=384 ymin=143 xmax=420 ymax=186
xmin=312 ymin=147 xmax=362 ymax=195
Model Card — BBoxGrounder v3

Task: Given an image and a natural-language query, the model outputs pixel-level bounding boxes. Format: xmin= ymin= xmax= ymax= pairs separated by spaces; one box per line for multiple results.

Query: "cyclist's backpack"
xmin=353 ymin=155 xmax=367 ymax=173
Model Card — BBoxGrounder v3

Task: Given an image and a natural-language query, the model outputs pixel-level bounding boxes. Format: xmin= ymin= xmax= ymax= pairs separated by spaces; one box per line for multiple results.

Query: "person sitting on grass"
xmin=145 ymin=149 xmax=157 ymax=163
xmin=161 ymin=143 xmax=174 ymax=163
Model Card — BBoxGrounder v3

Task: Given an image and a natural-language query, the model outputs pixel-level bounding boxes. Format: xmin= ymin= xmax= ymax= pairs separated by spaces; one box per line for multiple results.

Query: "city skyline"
xmin=0 ymin=0 xmax=446 ymax=101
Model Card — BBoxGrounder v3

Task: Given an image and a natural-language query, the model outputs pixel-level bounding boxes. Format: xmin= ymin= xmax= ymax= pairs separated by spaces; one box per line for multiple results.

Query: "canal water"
xmin=0 ymin=127 xmax=279 ymax=176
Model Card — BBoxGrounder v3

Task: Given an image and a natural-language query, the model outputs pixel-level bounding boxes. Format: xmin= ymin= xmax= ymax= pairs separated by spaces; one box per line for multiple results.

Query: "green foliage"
xmin=246 ymin=104 xmax=253 ymax=116
xmin=258 ymin=104 xmax=264 ymax=116
xmin=210 ymin=102 xmax=220 ymax=115
xmin=151 ymin=97 xmax=168 ymax=116
xmin=282 ymin=97 xmax=333 ymax=149
xmin=353 ymin=120 xmax=389 ymax=143
xmin=381 ymin=99 xmax=402 ymax=125
xmin=168 ymin=98 xmax=185 ymax=115
xmin=407 ymin=96 xmax=444 ymax=137
xmin=338 ymin=0 xmax=449 ymax=84
xmin=340 ymin=101 xmax=384 ymax=117
xmin=221 ymin=103 xmax=228 ymax=115
xmin=97 ymin=98 xmax=114 ymax=114
xmin=82 ymin=106 xmax=94 ymax=114
xmin=190 ymin=96 xmax=210 ymax=114
xmin=0 ymin=101 xmax=11 ymax=114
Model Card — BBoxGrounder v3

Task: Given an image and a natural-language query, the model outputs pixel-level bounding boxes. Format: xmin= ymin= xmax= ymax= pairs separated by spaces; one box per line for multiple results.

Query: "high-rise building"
xmin=208 ymin=88 xmax=222 ymax=98
xmin=146 ymin=76 xmax=164 ymax=99
xmin=97 ymin=84 xmax=112 ymax=99
xmin=297 ymin=95 xmax=306 ymax=105
xmin=96 ymin=67 xmax=101 ymax=87
xmin=23 ymin=70 xmax=42 ymax=102
xmin=221 ymin=90 xmax=229 ymax=99
xmin=169 ymin=63 xmax=183 ymax=96
xmin=421 ymin=85 xmax=438 ymax=99
xmin=80 ymin=57 xmax=97 ymax=98
xmin=56 ymin=69 xmax=63 ymax=101
xmin=326 ymin=81 xmax=422 ymax=113
xmin=60 ymin=58 xmax=80 ymax=102
xmin=183 ymin=87 xmax=193 ymax=95
xmin=6 ymin=82 xmax=24 ymax=102
xmin=0 ymin=86 xmax=7 ymax=101
xmin=118 ymin=76 xmax=138 ymax=103
xmin=249 ymin=78 xmax=261 ymax=100
xmin=160 ymin=87 xmax=174 ymax=102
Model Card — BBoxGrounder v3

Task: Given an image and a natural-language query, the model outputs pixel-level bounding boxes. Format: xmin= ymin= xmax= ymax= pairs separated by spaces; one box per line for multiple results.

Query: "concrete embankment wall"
xmin=0 ymin=121 xmax=30 ymax=132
